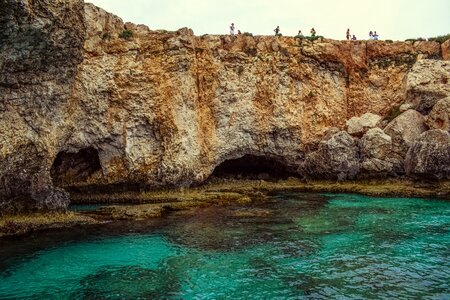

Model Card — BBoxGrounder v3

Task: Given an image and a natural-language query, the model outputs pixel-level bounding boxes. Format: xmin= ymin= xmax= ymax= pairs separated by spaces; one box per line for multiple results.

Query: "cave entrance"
xmin=210 ymin=154 xmax=298 ymax=181
xmin=50 ymin=147 xmax=102 ymax=187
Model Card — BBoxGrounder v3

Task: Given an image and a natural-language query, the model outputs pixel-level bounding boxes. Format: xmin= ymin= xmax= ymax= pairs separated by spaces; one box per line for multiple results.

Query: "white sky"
xmin=88 ymin=0 xmax=450 ymax=40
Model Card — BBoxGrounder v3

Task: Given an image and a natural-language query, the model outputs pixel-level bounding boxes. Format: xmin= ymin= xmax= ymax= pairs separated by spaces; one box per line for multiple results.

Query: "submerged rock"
xmin=405 ymin=130 xmax=450 ymax=180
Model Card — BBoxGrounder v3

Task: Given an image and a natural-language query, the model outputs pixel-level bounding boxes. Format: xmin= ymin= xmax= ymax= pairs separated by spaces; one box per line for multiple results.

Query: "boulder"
xmin=300 ymin=131 xmax=360 ymax=180
xmin=406 ymin=59 xmax=450 ymax=114
xmin=405 ymin=130 xmax=450 ymax=180
xmin=384 ymin=110 xmax=427 ymax=174
xmin=359 ymin=128 xmax=393 ymax=174
xmin=346 ymin=113 xmax=382 ymax=136
xmin=426 ymin=97 xmax=450 ymax=132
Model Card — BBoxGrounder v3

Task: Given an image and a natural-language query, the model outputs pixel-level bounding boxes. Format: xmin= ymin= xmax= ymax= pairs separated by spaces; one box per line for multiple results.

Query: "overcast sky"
xmin=88 ymin=0 xmax=449 ymax=40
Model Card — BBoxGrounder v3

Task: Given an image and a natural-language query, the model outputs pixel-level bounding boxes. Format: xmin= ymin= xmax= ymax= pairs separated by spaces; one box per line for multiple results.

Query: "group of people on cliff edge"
xmin=230 ymin=23 xmax=380 ymax=41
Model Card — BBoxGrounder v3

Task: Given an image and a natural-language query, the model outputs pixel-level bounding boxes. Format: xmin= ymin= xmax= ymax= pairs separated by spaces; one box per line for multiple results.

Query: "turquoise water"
xmin=0 ymin=193 xmax=449 ymax=299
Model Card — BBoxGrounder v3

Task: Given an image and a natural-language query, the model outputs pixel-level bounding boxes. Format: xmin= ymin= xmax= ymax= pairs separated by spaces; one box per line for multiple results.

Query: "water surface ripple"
xmin=0 ymin=193 xmax=449 ymax=299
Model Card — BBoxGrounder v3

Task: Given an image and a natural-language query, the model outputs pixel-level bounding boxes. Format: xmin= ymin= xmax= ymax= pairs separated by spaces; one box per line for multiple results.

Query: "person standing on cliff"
xmin=369 ymin=31 xmax=373 ymax=40
xmin=352 ymin=35 xmax=357 ymax=40
xmin=346 ymin=29 xmax=351 ymax=40
xmin=310 ymin=28 xmax=316 ymax=37
xmin=230 ymin=23 xmax=235 ymax=35
xmin=373 ymin=31 xmax=379 ymax=40
xmin=274 ymin=26 xmax=280 ymax=36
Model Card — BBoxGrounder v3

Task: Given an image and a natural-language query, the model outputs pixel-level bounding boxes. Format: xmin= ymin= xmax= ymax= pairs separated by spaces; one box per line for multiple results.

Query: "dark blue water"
xmin=0 ymin=193 xmax=449 ymax=299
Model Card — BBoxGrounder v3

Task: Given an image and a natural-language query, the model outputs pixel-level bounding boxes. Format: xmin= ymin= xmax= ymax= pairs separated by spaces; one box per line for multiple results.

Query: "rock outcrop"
xmin=300 ymin=131 xmax=360 ymax=180
xmin=406 ymin=59 xmax=450 ymax=114
xmin=426 ymin=97 xmax=450 ymax=132
xmin=360 ymin=128 xmax=393 ymax=175
xmin=384 ymin=110 xmax=428 ymax=173
xmin=0 ymin=0 xmax=449 ymax=213
xmin=405 ymin=130 xmax=450 ymax=180
xmin=346 ymin=113 xmax=382 ymax=137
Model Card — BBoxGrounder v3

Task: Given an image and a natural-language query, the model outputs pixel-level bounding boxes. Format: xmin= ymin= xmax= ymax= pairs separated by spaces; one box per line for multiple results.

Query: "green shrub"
xmin=119 ymin=30 xmax=133 ymax=40
xmin=405 ymin=38 xmax=425 ymax=42
xmin=427 ymin=34 xmax=450 ymax=43
xmin=304 ymin=35 xmax=324 ymax=41
xmin=243 ymin=32 xmax=253 ymax=37
xmin=307 ymin=90 xmax=315 ymax=98
xmin=385 ymin=39 xmax=393 ymax=43
xmin=102 ymin=32 xmax=111 ymax=40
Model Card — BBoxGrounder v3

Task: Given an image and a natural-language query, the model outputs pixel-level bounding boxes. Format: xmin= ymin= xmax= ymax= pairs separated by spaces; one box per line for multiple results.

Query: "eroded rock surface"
xmin=300 ymin=131 xmax=360 ymax=180
xmin=347 ymin=113 xmax=382 ymax=137
xmin=426 ymin=97 xmax=450 ymax=132
xmin=0 ymin=1 xmax=449 ymax=213
xmin=360 ymin=128 xmax=393 ymax=175
xmin=406 ymin=59 xmax=450 ymax=114
xmin=405 ymin=130 xmax=450 ymax=180
xmin=384 ymin=110 xmax=428 ymax=173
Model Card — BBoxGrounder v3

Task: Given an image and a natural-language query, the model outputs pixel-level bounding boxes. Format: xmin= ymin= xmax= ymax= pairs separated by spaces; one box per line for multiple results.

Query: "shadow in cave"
xmin=209 ymin=154 xmax=299 ymax=181
xmin=50 ymin=147 xmax=102 ymax=187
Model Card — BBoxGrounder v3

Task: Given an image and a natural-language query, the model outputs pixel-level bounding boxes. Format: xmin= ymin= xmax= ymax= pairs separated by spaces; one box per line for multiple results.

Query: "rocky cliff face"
xmin=1 ymin=0 xmax=449 ymax=214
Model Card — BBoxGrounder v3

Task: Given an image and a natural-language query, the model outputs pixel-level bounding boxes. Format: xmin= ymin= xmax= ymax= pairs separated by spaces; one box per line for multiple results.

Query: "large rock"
xmin=359 ymin=128 xmax=393 ymax=175
xmin=405 ymin=130 xmax=450 ymax=180
xmin=346 ymin=113 xmax=382 ymax=136
xmin=0 ymin=1 xmax=448 ymax=213
xmin=300 ymin=131 xmax=360 ymax=180
xmin=426 ymin=97 xmax=450 ymax=132
xmin=406 ymin=59 xmax=450 ymax=114
xmin=384 ymin=110 xmax=427 ymax=174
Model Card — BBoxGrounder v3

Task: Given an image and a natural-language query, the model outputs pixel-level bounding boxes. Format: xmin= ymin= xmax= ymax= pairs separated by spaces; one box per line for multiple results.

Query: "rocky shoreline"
xmin=1 ymin=179 xmax=448 ymax=238
xmin=1 ymin=0 xmax=449 ymax=215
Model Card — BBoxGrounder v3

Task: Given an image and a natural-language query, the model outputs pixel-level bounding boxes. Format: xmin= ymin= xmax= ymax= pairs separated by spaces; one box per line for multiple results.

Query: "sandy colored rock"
xmin=384 ymin=110 xmax=427 ymax=173
xmin=426 ymin=97 xmax=450 ymax=132
xmin=405 ymin=130 xmax=450 ymax=180
xmin=442 ymin=39 xmax=450 ymax=61
xmin=360 ymin=128 xmax=393 ymax=175
xmin=347 ymin=113 xmax=382 ymax=136
xmin=406 ymin=59 xmax=450 ymax=113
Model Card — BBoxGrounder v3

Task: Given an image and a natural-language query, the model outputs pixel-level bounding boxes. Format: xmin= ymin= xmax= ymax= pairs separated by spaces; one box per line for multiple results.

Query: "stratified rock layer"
xmin=1 ymin=1 xmax=449 ymax=213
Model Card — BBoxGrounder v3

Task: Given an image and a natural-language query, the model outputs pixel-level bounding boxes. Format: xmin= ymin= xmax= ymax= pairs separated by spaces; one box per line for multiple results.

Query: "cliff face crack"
xmin=50 ymin=147 xmax=102 ymax=187
xmin=210 ymin=155 xmax=298 ymax=181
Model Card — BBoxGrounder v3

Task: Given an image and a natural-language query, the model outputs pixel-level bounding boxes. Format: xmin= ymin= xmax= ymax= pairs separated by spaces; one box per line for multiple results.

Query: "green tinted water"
xmin=0 ymin=193 xmax=449 ymax=299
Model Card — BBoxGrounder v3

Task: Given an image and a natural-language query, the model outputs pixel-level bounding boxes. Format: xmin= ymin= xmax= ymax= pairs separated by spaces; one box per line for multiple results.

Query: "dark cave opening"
xmin=210 ymin=155 xmax=299 ymax=181
xmin=50 ymin=147 xmax=102 ymax=187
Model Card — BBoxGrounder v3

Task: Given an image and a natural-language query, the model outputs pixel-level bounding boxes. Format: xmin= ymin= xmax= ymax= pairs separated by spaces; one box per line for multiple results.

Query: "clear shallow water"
xmin=0 ymin=193 xmax=449 ymax=299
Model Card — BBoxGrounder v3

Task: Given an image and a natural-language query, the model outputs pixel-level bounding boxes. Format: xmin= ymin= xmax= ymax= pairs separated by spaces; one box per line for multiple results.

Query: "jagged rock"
xmin=384 ymin=110 xmax=427 ymax=174
xmin=360 ymin=128 xmax=393 ymax=175
xmin=442 ymin=39 xmax=450 ymax=61
xmin=406 ymin=59 xmax=450 ymax=114
xmin=300 ymin=131 xmax=360 ymax=180
xmin=346 ymin=113 xmax=382 ymax=136
xmin=405 ymin=130 xmax=450 ymax=180
xmin=426 ymin=97 xmax=450 ymax=132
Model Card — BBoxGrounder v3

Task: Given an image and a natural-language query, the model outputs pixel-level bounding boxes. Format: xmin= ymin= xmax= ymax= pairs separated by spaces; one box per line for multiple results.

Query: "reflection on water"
xmin=0 ymin=193 xmax=449 ymax=299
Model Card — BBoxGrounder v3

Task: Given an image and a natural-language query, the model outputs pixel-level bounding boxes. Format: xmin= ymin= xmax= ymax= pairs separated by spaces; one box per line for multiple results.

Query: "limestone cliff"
xmin=1 ymin=0 xmax=449 ymax=214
